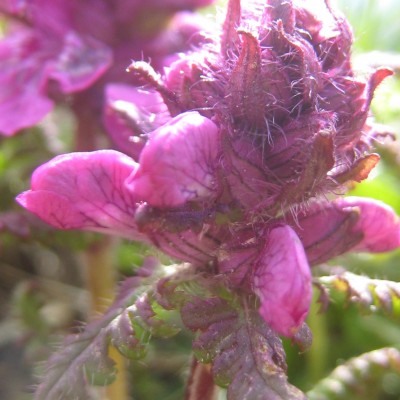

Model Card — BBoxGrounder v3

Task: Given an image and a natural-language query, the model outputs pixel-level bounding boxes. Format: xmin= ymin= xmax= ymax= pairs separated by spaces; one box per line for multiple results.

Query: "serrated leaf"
xmin=181 ymin=296 xmax=306 ymax=400
xmin=316 ymin=272 xmax=400 ymax=317
xmin=34 ymin=262 xmax=189 ymax=400
xmin=307 ymin=347 xmax=400 ymax=400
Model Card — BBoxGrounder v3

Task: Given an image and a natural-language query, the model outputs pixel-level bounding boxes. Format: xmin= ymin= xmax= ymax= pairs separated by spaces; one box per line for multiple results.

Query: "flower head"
xmin=17 ymin=0 xmax=400 ymax=337
xmin=150 ymin=0 xmax=392 ymax=216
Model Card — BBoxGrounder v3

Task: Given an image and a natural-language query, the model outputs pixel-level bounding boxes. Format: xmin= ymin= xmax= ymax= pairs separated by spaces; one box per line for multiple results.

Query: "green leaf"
xmin=307 ymin=347 xmax=400 ymax=400
xmin=34 ymin=262 xmax=187 ymax=400
xmin=316 ymin=272 xmax=400 ymax=318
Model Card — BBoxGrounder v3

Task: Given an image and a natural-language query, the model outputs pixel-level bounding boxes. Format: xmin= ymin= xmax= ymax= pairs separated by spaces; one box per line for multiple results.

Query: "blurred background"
xmin=1 ymin=0 xmax=400 ymax=399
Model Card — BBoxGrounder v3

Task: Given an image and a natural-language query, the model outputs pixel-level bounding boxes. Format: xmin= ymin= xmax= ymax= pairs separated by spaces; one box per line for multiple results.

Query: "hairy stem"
xmin=185 ymin=357 xmax=219 ymax=400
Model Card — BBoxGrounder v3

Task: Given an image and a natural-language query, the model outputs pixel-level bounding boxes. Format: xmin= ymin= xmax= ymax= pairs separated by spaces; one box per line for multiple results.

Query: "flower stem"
xmin=184 ymin=357 xmax=219 ymax=400
xmin=73 ymin=91 xmax=105 ymax=152
xmin=83 ymin=236 xmax=129 ymax=400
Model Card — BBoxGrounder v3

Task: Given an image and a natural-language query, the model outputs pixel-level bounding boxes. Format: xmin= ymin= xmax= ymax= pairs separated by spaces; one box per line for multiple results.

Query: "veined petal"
xmin=293 ymin=201 xmax=360 ymax=265
xmin=337 ymin=197 xmax=400 ymax=253
xmin=127 ymin=112 xmax=220 ymax=208
xmin=292 ymin=197 xmax=400 ymax=265
xmin=253 ymin=225 xmax=312 ymax=337
xmin=16 ymin=150 xmax=148 ymax=242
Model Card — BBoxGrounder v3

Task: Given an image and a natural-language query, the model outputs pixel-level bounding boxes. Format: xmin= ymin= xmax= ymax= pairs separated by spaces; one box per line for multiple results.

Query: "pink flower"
xmin=16 ymin=0 xmax=400 ymax=337
xmin=0 ymin=0 xmax=214 ymax=136
xmin=17 ymin=147 xmax=400 ymax=338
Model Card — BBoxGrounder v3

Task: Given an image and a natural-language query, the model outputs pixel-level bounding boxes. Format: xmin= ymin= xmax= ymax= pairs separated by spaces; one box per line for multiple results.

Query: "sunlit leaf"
xmin=316 ymin=272 xmax=400 ymax=318
xmin=307 ymin=347 xmax=400 ymax=400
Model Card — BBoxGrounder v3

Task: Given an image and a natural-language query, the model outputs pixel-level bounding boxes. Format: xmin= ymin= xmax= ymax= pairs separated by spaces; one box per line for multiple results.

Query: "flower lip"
xmin=253 ymin=225 xmax=312 ymax=337
xmin=15 ymin=150 xmax=148 ymax=241
xmin=126 ymin=111 xmax=221 ymax=208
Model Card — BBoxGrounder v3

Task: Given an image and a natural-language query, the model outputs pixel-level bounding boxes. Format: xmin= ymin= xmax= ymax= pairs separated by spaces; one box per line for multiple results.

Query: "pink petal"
xmin=292 ymin=201 xmax=360 ymax=265
xmin=127 ymin=112 xmax=220 ymax=208
xmin=337 ymin=197 xmax=400 ymax=252
xmin=103 ymin=84 xmax=170 ymax=159
xmin=49 ymin=32 xmax=112 ymax=93
xmin=292 ymin=196 xmax=400 ymax=265
xmin=253 ymin=225 xmax=312 ymax=337
xmin=16 ymin=150 xmax=148 ymax=242
xmin=0 ymin=31 xmax=54 ymax=135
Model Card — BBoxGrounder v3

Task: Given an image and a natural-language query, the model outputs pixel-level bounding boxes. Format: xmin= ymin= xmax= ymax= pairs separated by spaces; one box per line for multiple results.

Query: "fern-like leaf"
xmin=307 ymin=347 xmax=400 ymax=400
xmin=34 ymin=261 xmax=186 ymax=400
xmin=181 ymin=295 xmax=306 ymax=400
xmin=316 ymin=272 xmax=400 ymax=317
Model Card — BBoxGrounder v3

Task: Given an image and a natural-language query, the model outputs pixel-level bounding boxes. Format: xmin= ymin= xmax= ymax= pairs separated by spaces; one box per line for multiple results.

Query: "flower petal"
xmin=292 ymin=201 xmax=360 ymax=265
xmin=103 ymin=84 xmax=170 ymax=159
xmin=337 ymin=197 xmax=400 ymax=252
xmin=16 ymin=150 xmax=147 ymax=241
xmin=253 ymin=225 xmax=312 ymax=337
xmin=292 ymin=197 xmax=400 ymax=265
xmin=127 ymin=112 xmax=220 ymax=207
xmin=0 ymin=31 xmax=54 ymax=135
xmin=49 ymin=32 xmax=112 ymax=93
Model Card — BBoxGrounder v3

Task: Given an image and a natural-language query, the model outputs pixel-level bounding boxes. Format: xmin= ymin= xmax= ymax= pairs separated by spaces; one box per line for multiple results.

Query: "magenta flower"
xmin=17 ymin=0 xmax=400 ymax=339
xmin=0 ymin=0 xmax=214 ymax=137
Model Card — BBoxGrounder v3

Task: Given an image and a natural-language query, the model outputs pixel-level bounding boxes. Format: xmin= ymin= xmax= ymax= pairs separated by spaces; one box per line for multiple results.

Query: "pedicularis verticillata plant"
xmin=9 ymin=0 xmax=400 ymax=398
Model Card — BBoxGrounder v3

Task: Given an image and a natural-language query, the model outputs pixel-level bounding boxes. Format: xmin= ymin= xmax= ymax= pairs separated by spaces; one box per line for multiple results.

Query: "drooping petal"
xmin=0 ymin=31 xmax=54 ymax=135
xmin=337 ymin=197 xmax=400 ymax=253
xmin=292 ymin=197 xmax=400 ymax=265
xmin=48 ymin=32 xmax=112 ymax=93
xmin=103 ymin=84 xmax=170 ymax=159
xmin=292 ymin=201 xmax=360 ymax=265
xmin=127 ymin=112 xmax=220 ymax=208
xmin=253 ymin=225 xmax=312 ymax=337
xmin=0 ymin=27 xmax=111 ymax=136
xmin=16 ymin=150 xmax=148 ymax=242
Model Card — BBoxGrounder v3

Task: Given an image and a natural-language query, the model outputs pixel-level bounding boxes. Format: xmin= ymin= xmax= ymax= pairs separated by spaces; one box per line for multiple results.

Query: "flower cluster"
xmin=0 ymin=0 xmax=213 ymax=140
xmin=17 ymin=0 xmax=400 ymax=337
